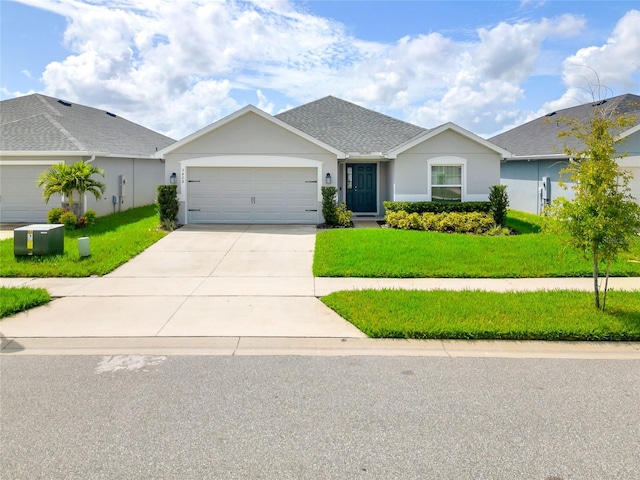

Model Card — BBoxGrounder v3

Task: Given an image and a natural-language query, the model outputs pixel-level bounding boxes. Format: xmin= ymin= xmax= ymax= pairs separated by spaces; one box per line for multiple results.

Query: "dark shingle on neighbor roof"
xmin=0 ymin=94 xmax=175 ymax=155
xmin=489 ymin=94 xmax=640 ymax=157
xmin=275 ymin=96 xmax=428 ymax=154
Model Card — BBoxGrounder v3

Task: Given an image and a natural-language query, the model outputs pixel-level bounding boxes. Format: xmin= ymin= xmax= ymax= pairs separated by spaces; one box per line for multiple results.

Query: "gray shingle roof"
xmin=275 ymin=96 xmax=428 ymax=154
xmin=0 ymin=94 xmax=175 ymax=156
xmin=489 ymin=94 xmax=640 ymax=157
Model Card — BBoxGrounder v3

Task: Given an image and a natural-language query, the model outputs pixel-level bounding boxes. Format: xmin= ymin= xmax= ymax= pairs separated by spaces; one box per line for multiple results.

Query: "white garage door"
xmin=187 ymin=167 xmax=318 ymax=224
xmin=0 ymin=165 xmax=59 ymax=223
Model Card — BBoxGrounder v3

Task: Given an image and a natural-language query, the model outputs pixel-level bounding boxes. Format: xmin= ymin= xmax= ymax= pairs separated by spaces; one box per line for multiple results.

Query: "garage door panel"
xmin=187 ymin=166 xmax=318 ymax=224
xmin=1 ymin=165 xmax=60 ymax=223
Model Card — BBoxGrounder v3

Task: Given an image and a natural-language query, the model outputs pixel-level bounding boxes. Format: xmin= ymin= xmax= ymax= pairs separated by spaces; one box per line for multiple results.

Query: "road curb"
xmin=2 ymin=336 xmax=639 ymax=359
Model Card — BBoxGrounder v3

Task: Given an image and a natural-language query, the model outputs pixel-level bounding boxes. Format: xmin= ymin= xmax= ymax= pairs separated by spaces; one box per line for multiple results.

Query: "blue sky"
xmin=2 ymin=1 xmax=639 ymax=139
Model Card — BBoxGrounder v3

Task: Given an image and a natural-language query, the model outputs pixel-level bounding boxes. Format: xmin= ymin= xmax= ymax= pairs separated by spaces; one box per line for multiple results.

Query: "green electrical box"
xmin=14 ymin=224 xmax=65 ymax=256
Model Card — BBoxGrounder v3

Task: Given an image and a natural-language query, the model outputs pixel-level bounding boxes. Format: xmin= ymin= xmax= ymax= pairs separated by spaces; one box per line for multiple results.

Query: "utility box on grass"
xmin=14 ymin=224 xmax=65 ymax=256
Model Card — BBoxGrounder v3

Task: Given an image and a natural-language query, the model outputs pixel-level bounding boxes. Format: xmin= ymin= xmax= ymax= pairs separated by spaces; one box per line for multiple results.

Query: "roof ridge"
xmin=42 ymin=112 xmax=87 ymax=151
xmin=543 ymin=93 xmax=640 ymax=118
xmin=35 ymin=93 xmax=63 ymax=117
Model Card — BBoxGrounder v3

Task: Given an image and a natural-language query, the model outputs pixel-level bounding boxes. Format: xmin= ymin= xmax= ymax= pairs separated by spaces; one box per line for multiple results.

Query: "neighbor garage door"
xmin=0 ymin=165 xmax=59 ymax=223
xmin=187 ymin=167 xmax=318 ymax=224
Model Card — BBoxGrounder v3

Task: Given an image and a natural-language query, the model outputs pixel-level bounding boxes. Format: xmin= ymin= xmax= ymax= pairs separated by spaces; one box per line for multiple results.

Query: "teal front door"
xmin=346 ymin=163 xmax=377 ymax=212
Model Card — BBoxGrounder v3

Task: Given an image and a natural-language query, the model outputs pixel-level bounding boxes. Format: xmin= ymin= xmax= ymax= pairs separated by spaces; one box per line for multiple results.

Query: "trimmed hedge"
xmin=386 ymin=210 xmax=505 ymax=235
xmin=383 ymin=201 xmax=491 ymax=214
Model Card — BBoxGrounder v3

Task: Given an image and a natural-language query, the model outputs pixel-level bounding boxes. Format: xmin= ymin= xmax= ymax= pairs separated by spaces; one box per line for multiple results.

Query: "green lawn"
xmin=0 ymin=205 xmax=167 ymax=277
xmin=313 ymin=211 xmax=640 ymax=278
xmin=0 ymin=287 xmax=51 ymax=319
xmin=321 ymin=289 xmax=640 ymax=341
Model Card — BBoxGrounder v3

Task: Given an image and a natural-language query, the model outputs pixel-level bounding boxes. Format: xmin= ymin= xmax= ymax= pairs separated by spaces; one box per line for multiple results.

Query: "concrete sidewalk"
xmin=2 ymin=275 xmax=640 ymax=298
xmin=2 ymin=275 xmax=639 ymax=339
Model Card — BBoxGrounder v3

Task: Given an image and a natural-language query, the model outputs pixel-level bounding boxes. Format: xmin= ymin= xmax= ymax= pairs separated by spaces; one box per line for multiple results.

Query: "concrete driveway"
xmin=0 ymin=225 xmax=366 ymax=338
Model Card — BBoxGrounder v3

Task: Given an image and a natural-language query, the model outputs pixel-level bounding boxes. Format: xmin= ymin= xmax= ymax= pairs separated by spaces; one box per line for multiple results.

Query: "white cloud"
xmin=8 ymin=1 xmax=637 ymax=139
xmin=536 ymin=10 xmax=640 ymax=119
xmin=559 ymin=10 xmax=640 ymax=103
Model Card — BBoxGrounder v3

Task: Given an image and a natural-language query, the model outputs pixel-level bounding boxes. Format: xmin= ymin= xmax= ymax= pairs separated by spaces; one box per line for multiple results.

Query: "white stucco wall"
xmin=87 ymin=156 xmax=164 ymax=216
xmin=0 ymin=155 xmax=162 ymax=221
xmin=393 ymin=129 xmax=501 ymax=202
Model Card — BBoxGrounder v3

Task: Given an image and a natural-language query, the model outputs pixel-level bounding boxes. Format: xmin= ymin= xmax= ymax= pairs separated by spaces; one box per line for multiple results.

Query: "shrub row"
xmin=48 ymin=207 xmax=97 ymax=230
xmin=383 ymin=201 xmax=491 ymax=214
xmin=386 ymin=210 xmax=508 ymax=235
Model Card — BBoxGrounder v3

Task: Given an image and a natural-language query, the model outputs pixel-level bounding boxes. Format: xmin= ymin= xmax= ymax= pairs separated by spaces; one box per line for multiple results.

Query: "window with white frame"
xmin=431 ymin=165 xmax=462 ymax=202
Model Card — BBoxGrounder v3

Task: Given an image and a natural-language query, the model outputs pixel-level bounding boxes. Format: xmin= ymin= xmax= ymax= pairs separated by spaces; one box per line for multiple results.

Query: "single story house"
xmin=0 ymin=94 xmax=175 ymax=223
xmin=155 ymin=96 xmax=511 ymax=225
xmin=491 ymin=93 xmax=640 ymax=214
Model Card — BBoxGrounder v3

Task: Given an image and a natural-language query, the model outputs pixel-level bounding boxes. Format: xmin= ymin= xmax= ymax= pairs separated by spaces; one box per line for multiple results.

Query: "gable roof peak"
xmin=276 ymin=95 xmax=428 ymax=154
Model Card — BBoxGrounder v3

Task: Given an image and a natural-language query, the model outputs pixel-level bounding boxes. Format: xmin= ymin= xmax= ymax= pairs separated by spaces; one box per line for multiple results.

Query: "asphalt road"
xmin=1 ymin=355 xmax=638 ymax=479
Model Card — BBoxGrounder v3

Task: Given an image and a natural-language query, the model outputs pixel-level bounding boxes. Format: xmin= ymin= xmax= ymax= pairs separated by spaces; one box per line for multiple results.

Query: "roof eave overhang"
xmin=102 ymin=153 xmax=159 ymax=159
xmin=343 ymin=152 xmax=386 ymax=160
xmin=0 ymin=150 xmax=98 ymax=157
xmin=616 ymin=123 xmax=640 ymax=141
xmin=506 ymin=154 xmax=569 ymax=161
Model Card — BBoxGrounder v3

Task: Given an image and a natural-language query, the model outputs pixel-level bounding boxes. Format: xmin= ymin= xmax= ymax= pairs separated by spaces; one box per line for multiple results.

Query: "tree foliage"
xmin=37 ymin=161 xmax=106 ymax=216
xmin=547 ymin=106 xmax=640 ymax=310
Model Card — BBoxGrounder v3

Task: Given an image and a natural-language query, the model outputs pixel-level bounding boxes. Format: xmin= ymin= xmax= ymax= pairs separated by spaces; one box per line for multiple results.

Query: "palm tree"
xmin=37 ymin=161 xmax=106 ymax=216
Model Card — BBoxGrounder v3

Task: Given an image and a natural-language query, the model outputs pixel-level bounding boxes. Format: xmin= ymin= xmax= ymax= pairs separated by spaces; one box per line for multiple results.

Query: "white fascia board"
xmin=386 ymin=122 xmax=513 ymax=158
xmin=345 ymin=152 xmax=385 ymax=160
xmin=153 ymin=105 xmax=344 ymax=158
xmin=506 ymin=154 xmax=569 ymax=161
xmin=617 ymin=123 xmax=640 ymax=141
xmin=0 ymin=159 xmax=66 ymax=166
xmin=0 ymin=151 xmax=94 ymax=157
xmin=102 ymin=153 xmax=158 ymax=159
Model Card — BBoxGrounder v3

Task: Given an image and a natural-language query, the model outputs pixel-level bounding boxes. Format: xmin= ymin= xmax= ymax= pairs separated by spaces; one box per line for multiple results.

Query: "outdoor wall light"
xmin=325 ymin=173 xmax=332 ymax=184
xmin=169 ymin=172 xmax=177 ymax=184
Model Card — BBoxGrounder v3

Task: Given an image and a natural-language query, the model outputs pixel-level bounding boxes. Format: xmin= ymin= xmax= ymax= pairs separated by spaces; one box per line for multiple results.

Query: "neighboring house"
xmin=491 ymin=94 xmax=640 ymax=214
xmin=156 ymin=96 xmax=510 ymax=225
xmin=0 ymin=94 xmax=175 ymax=223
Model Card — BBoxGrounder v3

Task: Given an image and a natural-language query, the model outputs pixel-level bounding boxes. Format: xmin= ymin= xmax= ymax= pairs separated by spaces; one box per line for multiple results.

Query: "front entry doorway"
xmin=346 ymin=163 xmax=377 ymax=212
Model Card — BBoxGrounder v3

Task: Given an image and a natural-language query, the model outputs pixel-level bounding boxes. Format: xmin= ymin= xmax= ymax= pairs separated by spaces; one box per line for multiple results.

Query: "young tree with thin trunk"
xmin=547 ymin=106 xmax=640 ymax=310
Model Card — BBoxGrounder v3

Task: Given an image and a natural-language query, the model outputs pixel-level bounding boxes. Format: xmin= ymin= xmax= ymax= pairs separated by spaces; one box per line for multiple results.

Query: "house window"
xmin=431 ymin=165 xmax=462 ymax=202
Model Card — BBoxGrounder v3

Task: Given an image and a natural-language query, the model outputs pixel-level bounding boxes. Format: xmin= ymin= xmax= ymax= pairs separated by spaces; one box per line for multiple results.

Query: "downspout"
xmin=81 ymin=155 xmax=96 ymax=217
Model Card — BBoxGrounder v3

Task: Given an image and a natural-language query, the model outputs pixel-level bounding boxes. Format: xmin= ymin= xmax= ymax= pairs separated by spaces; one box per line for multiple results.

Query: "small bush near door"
xmin=321 ymin=186 xmax=353 ymax=227
xmin=157 ymin=185 xmax=179 ymax=231
xmin=322 ymin=186 xmax=338 ymax=225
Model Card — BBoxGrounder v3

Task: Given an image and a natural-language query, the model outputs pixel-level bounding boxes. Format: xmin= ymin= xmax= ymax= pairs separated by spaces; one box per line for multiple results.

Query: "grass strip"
xmin=321 ymin=289 xmax=640 ymax=341
xmin=0 ymin=205 xmax=167 ymax=277
xmin=313 ymin=211 xmax=640 ymax=278
xmin=0 ymin=287 xmax=51 ymax=319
